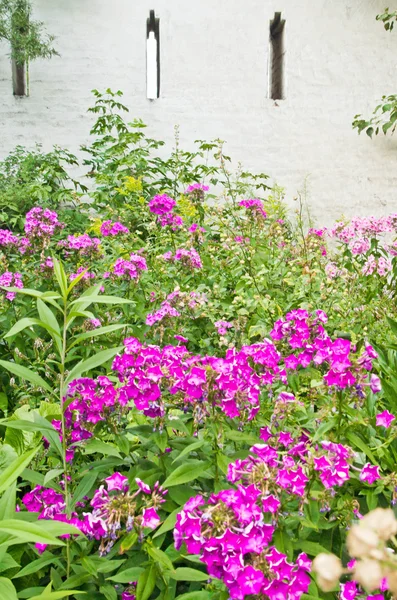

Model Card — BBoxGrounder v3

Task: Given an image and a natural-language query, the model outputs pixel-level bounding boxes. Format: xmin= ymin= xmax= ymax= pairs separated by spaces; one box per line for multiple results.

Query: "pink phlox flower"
xmin=376 ymin=410 xmax=395 ymax=428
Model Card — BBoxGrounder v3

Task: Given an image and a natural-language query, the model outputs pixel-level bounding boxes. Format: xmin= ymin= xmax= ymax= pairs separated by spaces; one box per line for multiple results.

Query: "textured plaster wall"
xmin=0 ymin=0 xmax=397 ymax=223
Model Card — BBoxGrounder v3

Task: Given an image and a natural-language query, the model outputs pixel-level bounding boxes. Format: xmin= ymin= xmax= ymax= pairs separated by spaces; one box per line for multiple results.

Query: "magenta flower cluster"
xmin=84 ymin=473 xmax=166 ymax=556
xmin=163 ymin=248 xmax=203 ymax=270
xmin=269 ymin=309 xmax=379 ymax=390
xmin=22 ymin=473 xmax=166 ymax=557
xmin=146 ymin=289 xmax=207 ymax=326
xmin=148 ymin=194 xmax=176 ymax=215
xmin=158 ymin=212 xmax=184 ymax=230
xmin=184 ymin=183 xmax=209 ymax=194
xmin=24 ymin=207 xmax=64 ymax=239
xmin=100 ymin=220 xmax=129 ymax=236
xmin=239 ymin=198 xmax=267 ymax=218
xmin=60 ymin=233 xmax=101 ymax=257
xmin=105 ymin=253 xmax=148 ymax=281
xmin=52 ymin=376 xmax=130 ymax=462
xmin=174 ymin=486 xmax=311 ymax=600
xmin=0 ymin=271 xmax=23 ymax=301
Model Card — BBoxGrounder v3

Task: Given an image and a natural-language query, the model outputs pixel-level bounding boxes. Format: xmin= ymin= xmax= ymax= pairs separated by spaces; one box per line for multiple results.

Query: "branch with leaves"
xmin=0 ymin=0 xmax=58 ymax=65
xmin=352 ymin=7 xmax=397 ymax=138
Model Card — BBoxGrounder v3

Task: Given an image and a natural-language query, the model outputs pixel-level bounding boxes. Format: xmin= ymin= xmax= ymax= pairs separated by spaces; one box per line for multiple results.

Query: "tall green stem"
xmin=60 ymin=297 xmax=71 ymax=577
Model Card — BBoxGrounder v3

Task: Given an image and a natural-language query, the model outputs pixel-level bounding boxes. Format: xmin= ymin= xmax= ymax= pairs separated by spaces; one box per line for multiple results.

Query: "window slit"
xmin=269 ymin=12 xmax=285 ymax=100
xmin=146 ymin=10 xmax=160 ymax=99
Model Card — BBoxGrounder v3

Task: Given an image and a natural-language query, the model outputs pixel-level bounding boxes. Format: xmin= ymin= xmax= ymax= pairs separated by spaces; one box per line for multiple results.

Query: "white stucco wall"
xmin=0 ymin=0 xmax=396 ymax=223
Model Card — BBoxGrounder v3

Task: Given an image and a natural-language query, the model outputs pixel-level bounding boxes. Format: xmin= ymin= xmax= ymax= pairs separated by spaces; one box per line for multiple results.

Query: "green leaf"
xmin=0 ymin=447 xmax=39 ymax=494
xmin=83 ymin=439 xmax=121 ymax=458
xmin=0 ymin=484 xmax=16 ymax=520
xmin=175 ymin=593 xmax=211 ymax=600
xmin=100 ymin=585 xmax=117 ymax=600
xmin=146 ymin=544 xmax=174 ymax=572
xmin=225 ymin=430 xmax=258 ymax=445
xmin=0 ymin=577 xmax=18 ymax=600
xmin=163 ymin=461 xmax=210 ymax=488
xmin=70 ymin=470 xmax=97 ymax=510
xmin=170 ymin=568 xmax=208 ymax=582
xmin=69 ymin=324 xmax=129 ymax=349
xmin=13 ymin=555 xmax=60 ymax=579
xmin=107 ymin=566 xmax=144 ymax=583
xmin=29 ymin=592 xmax=86 ymax=600
xmin=0 ymin=553 xmax=19 ymax=573
xmin=0 ymin=520 xmax=65 ymax=546
xmin=346 ymin=432 xmax=377 ymax=464
xmin=44 ymin=469 xmax=64 ymax=485
xmin=387 ymin=317 xmax=397 ymax=337
xmin=119 ymin=532 xmax=138 ymax=553
xmin=292 ymin=540 xmax=329 ymax=556
xmin=69 ymin=295 xmax=133 ymax=307
xmin=65 ymin=346 xmax=123 ymax=385
xmin=172 ymin=440 xmax=205 ymax=464
xmin=136 ymin=565 xmax=156 ymax=600
xmin=312 ymin=417 xmax=337 ymax=443
xmin=1 ymin=416 xmax=62 ymax=458
xmin=37 ymin=299 xmax=62 ymax=354
xmin=153 ymin=508 xmax=179 ymax=539
xmin=0 ymin=360 xmax=53 ymax=394
xmin=4 ymin=318 xmax=59 ymax=341
xmin=52 ymin=258 xmax=68 ymax=299
xmin=0 ymin=393 xmax=7 ymax=413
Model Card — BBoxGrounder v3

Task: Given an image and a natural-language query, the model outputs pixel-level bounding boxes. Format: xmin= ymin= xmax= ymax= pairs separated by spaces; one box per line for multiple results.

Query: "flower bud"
xmin=354 ymin=559 xmax=383 ymax=591
xmin=312 ymin=553 xmax=343 ymax=591
xmin=360 ymin=508 xmax=397 ymax=541
xmin=385 ymin=570 xmax=397 ymax=596
xmin=347 ymin=525 xmax=379 ymax=558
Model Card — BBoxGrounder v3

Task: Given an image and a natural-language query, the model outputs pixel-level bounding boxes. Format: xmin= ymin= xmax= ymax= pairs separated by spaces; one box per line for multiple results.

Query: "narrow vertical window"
xmin=269 ymin=12 xmax=285 ymax=100
xmin=146 ymin=10 xmax=160 ymax=99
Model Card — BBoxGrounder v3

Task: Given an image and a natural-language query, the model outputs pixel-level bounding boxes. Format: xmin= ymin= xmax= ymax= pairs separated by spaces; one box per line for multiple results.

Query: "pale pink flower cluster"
xmin=362 ymin=255 xmax=392 ymax=276
xmin=329 ymin=215 xmax=397 ymax=242
xmin=349 ymin=237 xmax=371 ymax=255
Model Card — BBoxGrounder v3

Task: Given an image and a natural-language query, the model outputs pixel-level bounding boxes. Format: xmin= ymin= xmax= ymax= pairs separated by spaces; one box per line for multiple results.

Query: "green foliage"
xmin=0 ymin=0 xmax=58 ymax=65
xmin=352 ymin=7 xmax=397 ymax=138
xmin=0 ymin=145 xmax=87 ymax=231
xmin=0 ymin=89 xmax=395 ymax=599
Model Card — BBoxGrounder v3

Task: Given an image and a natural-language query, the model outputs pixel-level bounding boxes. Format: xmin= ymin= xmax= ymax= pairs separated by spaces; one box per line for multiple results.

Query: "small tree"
xmin=0 ymin=0 xmax=58 ymax=96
